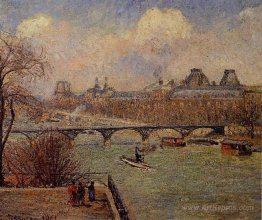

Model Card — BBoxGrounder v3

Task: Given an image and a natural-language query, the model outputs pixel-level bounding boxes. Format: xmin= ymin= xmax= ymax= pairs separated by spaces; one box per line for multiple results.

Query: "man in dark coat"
xmin=77 ymin=182 xmax=85 ymax=205
xmin=88 ymin=181 xmax=95 ymax=202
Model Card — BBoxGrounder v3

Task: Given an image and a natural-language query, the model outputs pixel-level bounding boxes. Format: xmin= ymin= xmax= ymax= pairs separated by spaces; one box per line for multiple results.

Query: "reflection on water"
xmin=76 ymin=132 xmax=261 ymax=220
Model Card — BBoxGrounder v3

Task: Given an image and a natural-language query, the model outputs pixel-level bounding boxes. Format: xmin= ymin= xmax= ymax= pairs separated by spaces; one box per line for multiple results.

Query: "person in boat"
xmin=87 ymin=181 xmax=95 ymax=202
xmin=135 ymin=146 xmax=144 ymax=163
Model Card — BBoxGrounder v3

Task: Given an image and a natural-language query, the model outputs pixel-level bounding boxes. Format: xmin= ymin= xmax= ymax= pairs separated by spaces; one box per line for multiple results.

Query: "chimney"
xmin=104 ymin=77 xmax=108 ymax=90
xmin=94 ymin=77 xmax=101 ymax=89
xmin=57 ymin=81 xmax=65 ymax=93
xmin=65 ymin=82 xmax=71 ymax=92
xmin=169 ymin=79 xmax=175 ymax=87
xmin=224 ymin=69 xmax=236 ymax=77
xmin=191 ymin=68 xmax=202 ymax=74
xmin=159 ymin=77 xmax=164 ymax=86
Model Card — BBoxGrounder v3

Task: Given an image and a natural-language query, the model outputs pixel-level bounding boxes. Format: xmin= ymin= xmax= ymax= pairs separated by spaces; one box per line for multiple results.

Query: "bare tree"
xmin=0 ymin=32 xmax=48 ymax=186
xmin=234 ymin=94 xmax=262 ymax=138
xmin=4 ymin=130 xmax=79 ymax=187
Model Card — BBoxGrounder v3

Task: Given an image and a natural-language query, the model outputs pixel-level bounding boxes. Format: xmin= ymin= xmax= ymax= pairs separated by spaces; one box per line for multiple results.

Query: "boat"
xmin=220 ymin=139 xmax=252 ymax=156
xmin=160 ymin=137 xmax=186 ymax=147
xmin=187 ymin=138 xmax=219 ymax=146
xmin=120 ymin=155 xmax=153 ymax=170
xmin=252 ymin=147 xmax=262 ymax=152
xmin=49 ymin=118 xmax=61 ymax=123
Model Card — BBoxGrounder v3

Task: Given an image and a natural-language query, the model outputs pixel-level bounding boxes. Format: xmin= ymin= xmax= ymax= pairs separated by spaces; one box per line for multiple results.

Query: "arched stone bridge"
xmin=11 ymin=125 xmax=225 ymax=148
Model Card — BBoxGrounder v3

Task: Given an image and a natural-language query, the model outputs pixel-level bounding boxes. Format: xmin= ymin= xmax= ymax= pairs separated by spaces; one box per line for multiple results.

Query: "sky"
xmin=0 ymin=0 xmax=261 ymax=95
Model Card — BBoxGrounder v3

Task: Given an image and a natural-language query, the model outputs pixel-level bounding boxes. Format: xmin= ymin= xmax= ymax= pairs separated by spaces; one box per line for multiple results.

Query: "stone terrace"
xmin=0 ymin=186 xmax=113 ymax=220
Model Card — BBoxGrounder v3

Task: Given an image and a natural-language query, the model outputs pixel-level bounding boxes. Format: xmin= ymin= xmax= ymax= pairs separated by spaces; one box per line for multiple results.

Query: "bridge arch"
xmin=110 ymin=128 xmax=142 ymax=147
xmin=149 ymin=128 xmax=182 ymax=146
xmin=73 ymin=130 xmax=104 ymax=149
xmin=187 ymin=126 xmax=224 ymax=137
xmin=188 ymin=127 xmax=214 ymax=137
xmin=7 ymin=132 xmax=32 ymax=148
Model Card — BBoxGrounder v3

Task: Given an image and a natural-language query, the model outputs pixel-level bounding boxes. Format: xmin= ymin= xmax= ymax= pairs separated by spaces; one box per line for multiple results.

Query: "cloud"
xmin=128 ymin=6 xmax=262 ymax=85
xmin=238 ymin=5 xmax=262 ymax=21
xmin=133 ymin=7 xmax=192 ymax=45
xmin=16 ymin=13 xmax=53 ymax=38
xmin=15 ymin=6 xmax=262 ymax=96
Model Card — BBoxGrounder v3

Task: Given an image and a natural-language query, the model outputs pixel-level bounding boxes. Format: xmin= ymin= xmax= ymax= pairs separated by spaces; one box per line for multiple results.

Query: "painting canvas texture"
xmin=0 ymin=0 xmax=261 ymax=219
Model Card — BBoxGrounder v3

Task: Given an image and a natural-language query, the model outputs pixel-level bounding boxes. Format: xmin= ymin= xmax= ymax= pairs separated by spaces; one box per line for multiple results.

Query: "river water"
xmin=74 ymin=131 xmax=260 ymax=220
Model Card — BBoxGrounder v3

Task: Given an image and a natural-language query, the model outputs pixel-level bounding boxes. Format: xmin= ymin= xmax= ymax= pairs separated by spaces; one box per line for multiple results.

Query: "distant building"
xmin=143 ymin=77 xmax=176 ymax=100
xmin=168 ymin=68 xmax=243 ymax=99
xmin=54 ymin=68 xmax=247 ymax=103
xmin=84 ymin=77 xmax=115 ymax=100
xmin=143 ymin=77 xmax=175 ymax=92
xmin=54 ymin=81 xmax=73 ymax=96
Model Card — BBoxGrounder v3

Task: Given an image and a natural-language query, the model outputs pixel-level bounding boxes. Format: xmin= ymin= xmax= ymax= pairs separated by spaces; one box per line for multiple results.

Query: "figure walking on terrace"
xmin=88 ymin=181 xmax=95 ymax=202
xmin=76 ymin=182 xmax=85 ymax=206
xmin=68 ymin=180 xmax=77 ymax=206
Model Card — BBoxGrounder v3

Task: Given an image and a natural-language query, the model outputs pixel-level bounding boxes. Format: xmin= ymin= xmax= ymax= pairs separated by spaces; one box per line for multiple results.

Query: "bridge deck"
xmin=12 ymin=125 xmax=226 ymax=133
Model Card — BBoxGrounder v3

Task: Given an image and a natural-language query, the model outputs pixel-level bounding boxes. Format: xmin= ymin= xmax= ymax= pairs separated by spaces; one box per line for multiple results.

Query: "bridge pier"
xmin=141 ymin=133 xmax=150 ymax=146
xmin=136 ymin=128 xmax=153 ymax=146
xmin=104 ymin=136 xmax=112 ymax=148
xmin=96 ymin=129 xmax=115 ymax=148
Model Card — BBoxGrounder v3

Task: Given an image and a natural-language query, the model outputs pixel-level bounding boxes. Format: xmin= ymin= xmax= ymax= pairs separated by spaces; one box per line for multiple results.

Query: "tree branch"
xmin=2 ymin=99 xmax=15 ymax=148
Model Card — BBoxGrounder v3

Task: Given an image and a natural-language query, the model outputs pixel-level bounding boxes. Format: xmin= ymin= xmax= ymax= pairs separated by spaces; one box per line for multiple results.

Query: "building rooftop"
xmin=220 ymin=69 xmax=241 ymax=86
xmin=184 ymin=68 xmax=210 ymax=87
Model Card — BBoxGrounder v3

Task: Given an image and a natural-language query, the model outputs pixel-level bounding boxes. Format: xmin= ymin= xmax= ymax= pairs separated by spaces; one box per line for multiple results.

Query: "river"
xmin=76 ymin=131 xmax=261 ymax=220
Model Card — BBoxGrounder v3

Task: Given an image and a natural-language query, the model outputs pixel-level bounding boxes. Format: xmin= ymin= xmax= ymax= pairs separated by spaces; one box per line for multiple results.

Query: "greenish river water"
xmin=75 ymin=132 xmax=260 ymax=220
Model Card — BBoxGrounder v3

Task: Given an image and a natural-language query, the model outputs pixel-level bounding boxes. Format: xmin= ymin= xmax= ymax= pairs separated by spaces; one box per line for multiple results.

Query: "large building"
xmin=53 ymin=68 xmax=245 ymax=101
xmin=50 ymin=69 xmax=261 ymax=126
xmin=168 ymin=69 xmax=243 ymax=99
